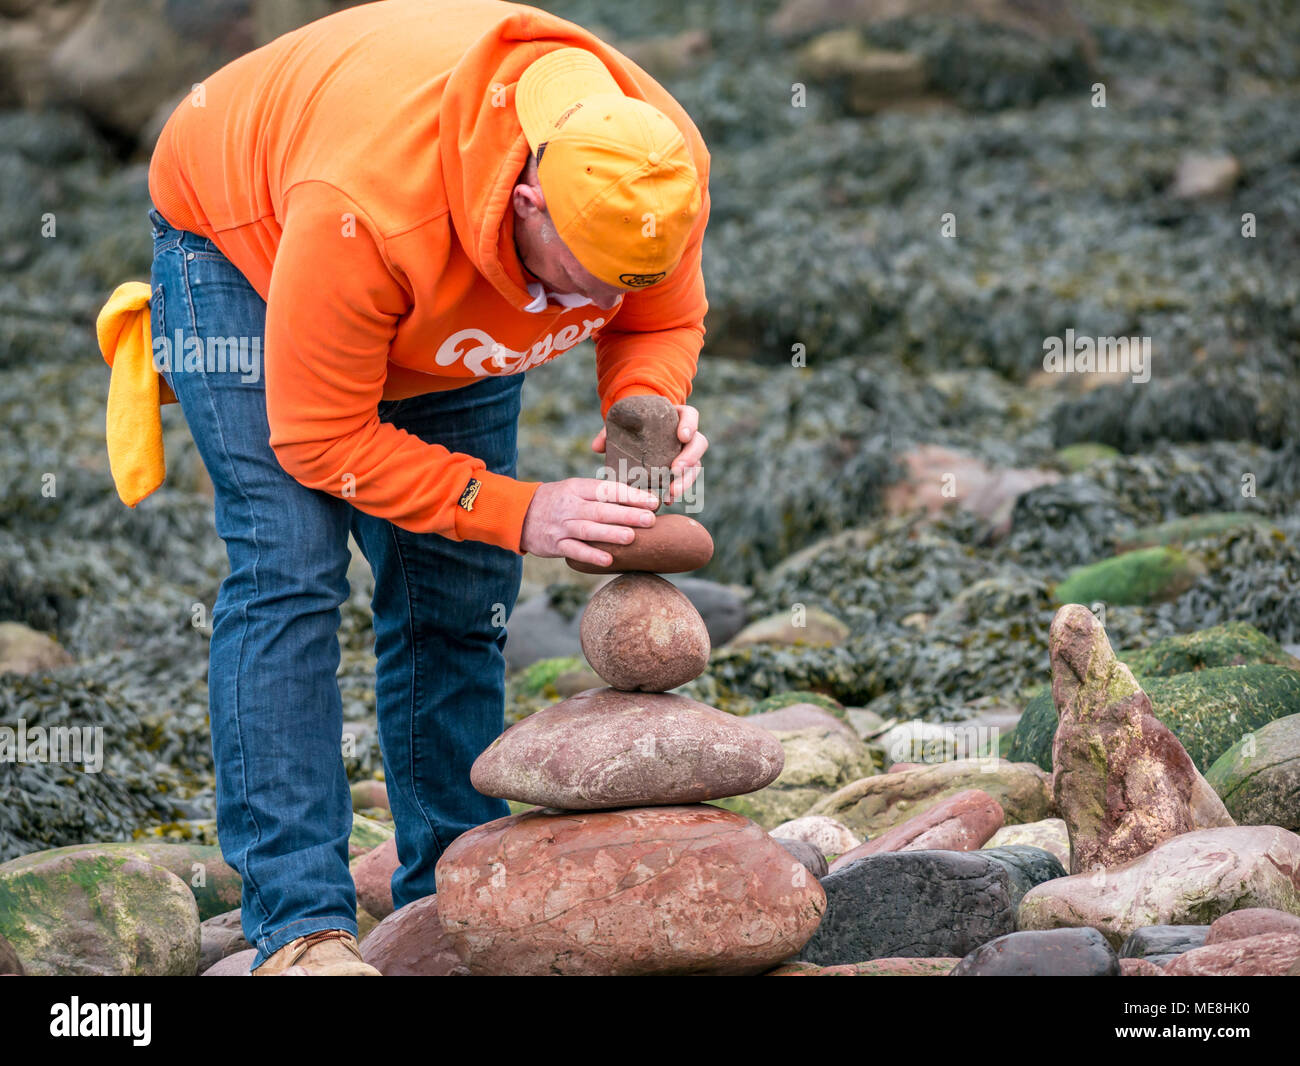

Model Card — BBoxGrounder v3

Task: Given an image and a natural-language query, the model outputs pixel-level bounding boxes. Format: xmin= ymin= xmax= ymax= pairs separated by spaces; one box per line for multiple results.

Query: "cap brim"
xmin=516 ymin=47 xmax=623 ymax=152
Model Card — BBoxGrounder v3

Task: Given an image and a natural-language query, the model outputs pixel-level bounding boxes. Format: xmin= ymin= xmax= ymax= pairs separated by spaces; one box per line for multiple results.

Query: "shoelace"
xmin=286 ymin=928 xmax=361 ymax=967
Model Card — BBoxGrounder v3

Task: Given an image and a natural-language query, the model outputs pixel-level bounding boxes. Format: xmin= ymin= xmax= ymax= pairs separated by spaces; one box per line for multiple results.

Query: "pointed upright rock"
xmin=1049 ymin=604 xmax=1233 ymax=874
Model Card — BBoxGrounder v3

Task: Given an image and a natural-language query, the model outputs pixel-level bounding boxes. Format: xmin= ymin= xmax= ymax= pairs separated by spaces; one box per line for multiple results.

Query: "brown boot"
xmin=252 ymin=929 xmax=381 ymax=976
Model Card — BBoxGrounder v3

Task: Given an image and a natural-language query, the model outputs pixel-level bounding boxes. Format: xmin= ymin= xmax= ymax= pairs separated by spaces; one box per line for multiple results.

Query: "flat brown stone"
xmin=566 ymin=514 xmax=714 ymax=575
xmin=471 ymin=687 xmax=784 ymax=809
xmin=829 ymin=788 xmax=1004 ymax=871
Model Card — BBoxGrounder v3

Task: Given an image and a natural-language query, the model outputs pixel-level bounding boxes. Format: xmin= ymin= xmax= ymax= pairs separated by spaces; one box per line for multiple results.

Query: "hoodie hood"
xmin=438 ymin=4 xmax=709 ymax=309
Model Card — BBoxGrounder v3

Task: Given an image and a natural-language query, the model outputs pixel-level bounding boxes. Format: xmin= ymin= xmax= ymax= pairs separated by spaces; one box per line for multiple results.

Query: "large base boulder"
xmin=436 ymin=805 xmax=826 ymax=975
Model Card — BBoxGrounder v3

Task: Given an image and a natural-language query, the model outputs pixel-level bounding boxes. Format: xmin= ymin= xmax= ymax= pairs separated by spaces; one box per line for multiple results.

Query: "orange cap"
xmin=515 ymin=48 xmax=703 ymax=290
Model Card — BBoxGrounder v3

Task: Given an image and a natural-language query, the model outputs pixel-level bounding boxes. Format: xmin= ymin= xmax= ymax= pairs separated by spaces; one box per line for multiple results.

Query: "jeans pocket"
xmin=150 ymin=283 xmax=173 ymax=393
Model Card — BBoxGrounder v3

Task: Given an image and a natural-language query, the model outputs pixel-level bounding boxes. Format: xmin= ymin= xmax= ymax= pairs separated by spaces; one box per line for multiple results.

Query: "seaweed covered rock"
xmin=1054 ymin=547 xmax=1206 ymax=607
xmin=1117 ymin=512 xmax=1278 ymax=552
xmin=1049 ymin=605 xmax=1233 ymax=874
xmin=806 ymin=758 xmax=1054 ymax=838
xmin=1008 ymin=663 xmax=1300 ymax=772
xmin=0 ymin=841 xmax=239 ymax=921
xmin=712 ymin=725 xmax=876 ymax=829
xmin=1121 ymin=621 xmax=1300 ymax=677
xmin=0 ymin=849 xmax=201 ymax=975
xmin=1205 ymin=714 xmax=1300 ymax=830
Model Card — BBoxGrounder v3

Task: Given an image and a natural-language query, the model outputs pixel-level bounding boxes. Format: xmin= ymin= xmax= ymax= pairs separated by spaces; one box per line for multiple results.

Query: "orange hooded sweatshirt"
xmin=147 ymin=0 xmax=710 ymax=554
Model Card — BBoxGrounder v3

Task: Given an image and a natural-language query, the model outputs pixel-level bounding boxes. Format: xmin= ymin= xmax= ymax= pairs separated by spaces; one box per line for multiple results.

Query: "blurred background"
xmin=1 ymin=0 xmax=1298 ymax=857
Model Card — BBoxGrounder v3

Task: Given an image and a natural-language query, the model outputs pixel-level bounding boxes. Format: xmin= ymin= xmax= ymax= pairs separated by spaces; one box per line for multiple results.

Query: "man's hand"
xmin=520 ymin=478 xmax=660 ymax=566
xmin=590 ymin=402 xmax=708 ymax=506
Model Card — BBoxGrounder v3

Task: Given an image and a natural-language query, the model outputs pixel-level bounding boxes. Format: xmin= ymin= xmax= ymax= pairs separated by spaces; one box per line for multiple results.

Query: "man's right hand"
xmin=520 ymin=478 xmax=660 ymax=566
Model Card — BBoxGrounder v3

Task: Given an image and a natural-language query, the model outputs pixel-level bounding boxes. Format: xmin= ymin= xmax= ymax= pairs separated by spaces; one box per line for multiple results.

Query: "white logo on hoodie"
xmin=434 ymin=317 xmax=606 ymax=375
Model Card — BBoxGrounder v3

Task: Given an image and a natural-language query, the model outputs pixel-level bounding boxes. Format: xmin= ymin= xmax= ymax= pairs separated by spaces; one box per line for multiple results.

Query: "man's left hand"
xmin=590 ymin=402 xmax=708 ymax=506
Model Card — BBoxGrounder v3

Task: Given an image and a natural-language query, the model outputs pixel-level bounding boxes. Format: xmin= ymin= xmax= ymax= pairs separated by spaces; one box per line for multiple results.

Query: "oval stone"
xmin=435 ymin=805 xmax=826 ymax=975
xmin=566 ymin=514 xmax=714 ymax=575
xmin=580 ymin=573 xmax=710 ymax=691
xmin=470 ymin=687 xmax=784 ymax=809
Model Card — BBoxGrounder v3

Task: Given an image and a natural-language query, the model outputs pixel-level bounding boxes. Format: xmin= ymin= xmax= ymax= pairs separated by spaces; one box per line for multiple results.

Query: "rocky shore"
xmin=2 ymin=0 xmax=1299 ymax=975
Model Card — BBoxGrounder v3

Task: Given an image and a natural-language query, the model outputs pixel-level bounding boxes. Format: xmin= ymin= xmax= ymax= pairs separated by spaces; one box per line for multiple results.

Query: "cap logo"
xmin=553 ymin=101 xmax=584 ymax=130
xmin=619 ymin=272 xmax=666 ymax=288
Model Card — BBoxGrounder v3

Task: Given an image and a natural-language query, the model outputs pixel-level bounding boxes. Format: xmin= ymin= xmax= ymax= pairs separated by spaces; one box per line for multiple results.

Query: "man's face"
xmin=511 ymin=158 xmax=649 ymax=311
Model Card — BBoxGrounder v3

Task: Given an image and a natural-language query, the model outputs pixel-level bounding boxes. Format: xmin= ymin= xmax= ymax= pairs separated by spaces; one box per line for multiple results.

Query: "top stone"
xmin=603 ymin=395 xmax=682 ymax=502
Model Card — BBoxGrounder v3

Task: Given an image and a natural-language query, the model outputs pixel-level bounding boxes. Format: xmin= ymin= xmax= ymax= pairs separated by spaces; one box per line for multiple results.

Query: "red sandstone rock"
xmin=1204 ymin=907 xmax=1300 ymax=945
xmin=828 ymin=788 xmax=1004 ymax=871
xmin=566 ymin=514 xmax=714 ymax=575
xmin=603 ymin=395 xmax=682 ymax=501
xmin=1049 ymin=604 xmax=1234 ymax=874
xmin=351 ymin=838 xmax=398 ymax=920
xmin=1119 ymin=958 xmax=1167 ymax=976
xmin=360 ymin=895 xmax=468 ymax=976
xmin=1163 ymin=932 xmax=1300 ymax=976
xmin=471 ymin=687 xmax=784 ymax=809
xmin=746 ymin=702 xmax=857 ymax=739
xmin=580 ymin=573 xmax=710 ymax=691
xmin=436 ymin=805 xmax=826 ymax=975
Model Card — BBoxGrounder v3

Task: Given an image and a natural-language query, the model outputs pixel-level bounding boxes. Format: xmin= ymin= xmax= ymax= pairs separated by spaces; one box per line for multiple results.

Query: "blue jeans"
xmin=148 ymin=207 xmax=516 ymax=968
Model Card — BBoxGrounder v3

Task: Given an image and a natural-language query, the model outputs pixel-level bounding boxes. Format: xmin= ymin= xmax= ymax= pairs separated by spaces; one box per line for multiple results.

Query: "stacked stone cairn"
xmin=435 ymin=397 xmax=827 ymax=975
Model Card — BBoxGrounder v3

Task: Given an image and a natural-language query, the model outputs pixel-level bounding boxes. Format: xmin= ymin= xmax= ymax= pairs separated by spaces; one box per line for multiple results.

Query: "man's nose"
xmin=591 ymin=292 xmax=622 ymax=310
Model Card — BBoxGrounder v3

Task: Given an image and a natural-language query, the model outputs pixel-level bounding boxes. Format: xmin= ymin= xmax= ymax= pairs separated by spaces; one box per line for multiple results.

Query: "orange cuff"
xmin=451 ymin=468 xmax=543 ymax=554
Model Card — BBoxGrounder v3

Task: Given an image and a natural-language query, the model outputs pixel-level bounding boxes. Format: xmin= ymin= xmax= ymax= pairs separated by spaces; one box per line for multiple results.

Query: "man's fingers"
xmin=674 ymin=404 xmax=699 ymax=443
xmin=590 ymin=427 xmax=607 ymax=454
xmin=563 ymin=519 xmax=640 ymax=544
xmin=557 ymin=537 xmax=614 ymax=568
xmin=584 ymin=502 xmax=656 ymax=528
xmin=665 ymin=464 xmax=703 ymax=505
xmin=672 ymin=431 xmax=708 ymax=471
xmin=581 ymin=478 xmax=660 ymax=508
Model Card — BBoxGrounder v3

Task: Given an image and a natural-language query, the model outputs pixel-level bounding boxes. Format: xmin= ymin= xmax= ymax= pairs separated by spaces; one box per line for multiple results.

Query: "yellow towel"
xmin=96 ymin=281 xmax=177 ymax=507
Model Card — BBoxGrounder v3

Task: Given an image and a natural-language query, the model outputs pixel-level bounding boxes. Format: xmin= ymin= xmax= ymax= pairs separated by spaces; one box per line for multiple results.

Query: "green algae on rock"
xmin=1206 ymin=714 xmax=1300 ymax=831
xmin=1120 ymin=622 xmax=1300 ymax=678
xmin=1054 ymin=546 xmax=1206 ymax=607
xmin=1117 ymin=512 xmax=1279 ymax=552
xmin=0 ymin=840 xmax=239 ymax=921
xmin=1008 ymin=665 xmax=1300 ymax=773
xmin=749 ymin=689 xmax=847 ymax=719
xmin=0 ymin=850 xmax=200 ymax=975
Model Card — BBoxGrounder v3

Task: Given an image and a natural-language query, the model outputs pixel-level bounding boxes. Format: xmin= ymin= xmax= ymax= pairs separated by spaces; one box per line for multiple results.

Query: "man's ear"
xmin=511 ymin=180 xmax=547 ymax=220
